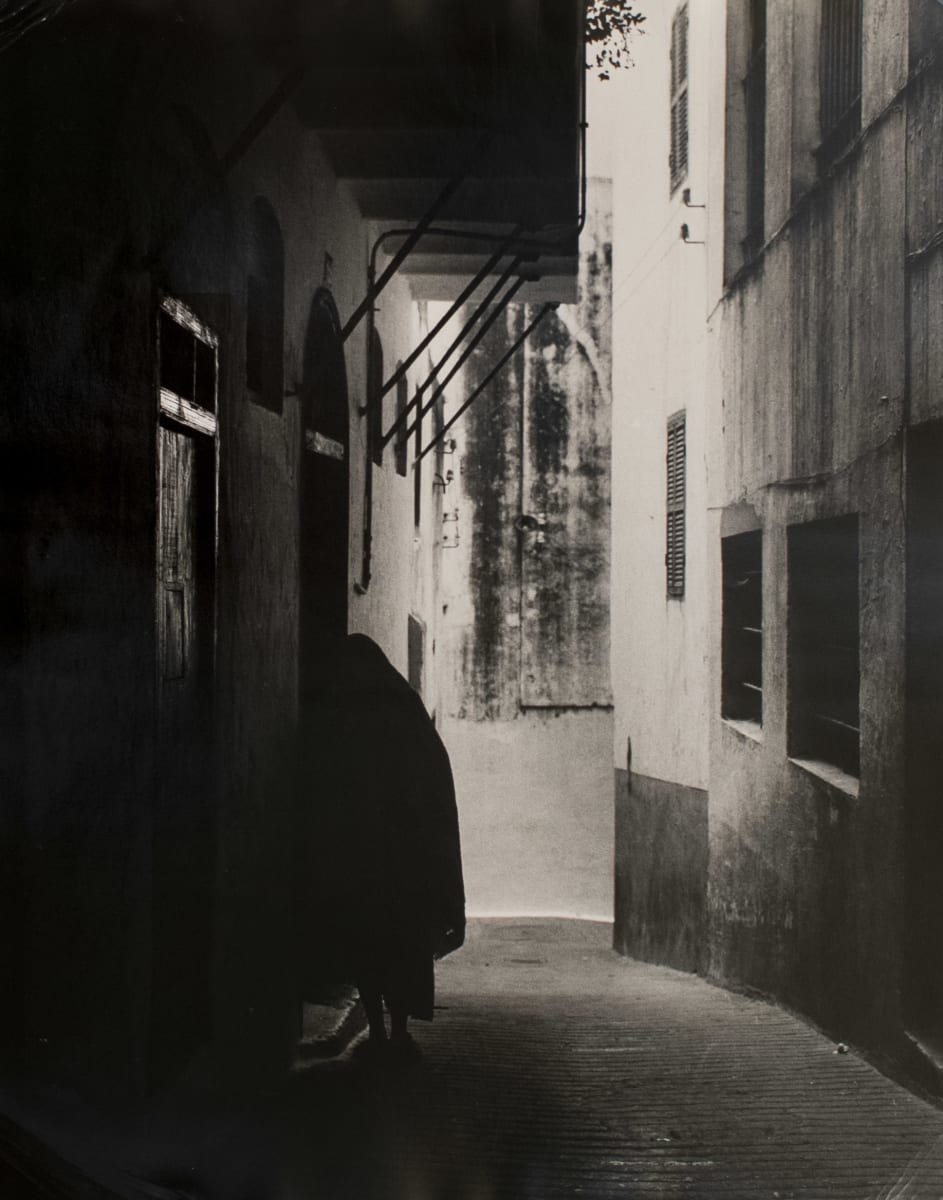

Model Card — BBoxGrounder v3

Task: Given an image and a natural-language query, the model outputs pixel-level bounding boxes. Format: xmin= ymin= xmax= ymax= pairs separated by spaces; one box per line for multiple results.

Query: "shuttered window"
xmin=666 ymin=412 xmax=686 ymax=598
xmin=788 ymin=515 xmax=860 ymax=777
xmin=670 ymin=5 xmax=689 ymax=193
xmin=722 ymin=531 xmax=763 ymax=725
xmin=818 ymin=0 xmax=862 ymax=165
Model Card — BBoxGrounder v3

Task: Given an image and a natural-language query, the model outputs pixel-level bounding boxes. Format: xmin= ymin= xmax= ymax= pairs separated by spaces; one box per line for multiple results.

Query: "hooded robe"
xmin=295 ymin=634 xmax=465 ymax=1020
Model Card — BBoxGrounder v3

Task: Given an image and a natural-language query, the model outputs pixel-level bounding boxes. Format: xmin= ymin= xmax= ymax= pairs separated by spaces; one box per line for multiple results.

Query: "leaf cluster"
xmin=585 ymin=0 xmax=646 ymax=79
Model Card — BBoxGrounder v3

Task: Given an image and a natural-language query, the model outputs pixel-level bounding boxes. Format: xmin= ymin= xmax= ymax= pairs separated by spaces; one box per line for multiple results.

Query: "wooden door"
xmin=151 ymin=297 xmax=218 ymax=1084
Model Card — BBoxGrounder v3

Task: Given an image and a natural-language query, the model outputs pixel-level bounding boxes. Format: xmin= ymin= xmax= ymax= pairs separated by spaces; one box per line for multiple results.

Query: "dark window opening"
xmin=159 ymin=305 xmax=217 ymax=415
xmin=408 ymin=614 xmax=425 ymax=697
xmin=743 ymin=0 xmax=766 ymax=256
xmin=245 ymin=198 xmax=285 ymax=413
xmin=670 ymin=4 xmax=690 ymax=193
xmin=414 ymin=388 xmax=423 ymax=530
xmin=160 ymin=309 xmax=195 ymax=403
xmin=194 ymin=339 xmax=216 ymax=411
xmin=433 ymin=394 xmax=445 ymax=476
xmin=818 ymin=0 xmax=862 ymax=166
xmin=722 ymin=530 xmax=763 ymax=725
xmin=368 ymin=330 xmax=384 ymax=467
xmin=395 ymin=373 xmax=408 ymax=477
xmin=666 ymin=412 xmax=686 ymax=598
xmin=788 ymin=514 xmax=860 ymax=777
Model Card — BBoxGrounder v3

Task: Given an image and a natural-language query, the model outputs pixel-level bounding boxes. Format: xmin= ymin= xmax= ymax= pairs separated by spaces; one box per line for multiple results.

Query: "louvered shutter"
xmin=669 ymin=5 xmax=689 ymax=192
xmin=819 ymin=0 xmax=862 ymax=163
xmin=666 ymin=413 xmax=686 ymax=598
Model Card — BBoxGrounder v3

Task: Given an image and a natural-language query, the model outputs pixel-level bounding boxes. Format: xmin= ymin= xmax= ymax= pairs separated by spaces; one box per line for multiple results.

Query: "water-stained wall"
xmin=440 ymin=179 xmax=613 ymax=919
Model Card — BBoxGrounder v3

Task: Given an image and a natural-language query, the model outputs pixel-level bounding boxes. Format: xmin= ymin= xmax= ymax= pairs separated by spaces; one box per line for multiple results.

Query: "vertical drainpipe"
xmin=355 ymin=260 xmax=377 ymax=597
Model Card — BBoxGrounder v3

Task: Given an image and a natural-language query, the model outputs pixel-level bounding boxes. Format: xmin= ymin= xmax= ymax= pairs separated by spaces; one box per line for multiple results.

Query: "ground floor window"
xmin=788 ymin=514 xmax=860 ymax=776
xmin=408 ymin=614 xmax=425 ymax=697
xmin=722 ymin=530 xmax=763 ymax=725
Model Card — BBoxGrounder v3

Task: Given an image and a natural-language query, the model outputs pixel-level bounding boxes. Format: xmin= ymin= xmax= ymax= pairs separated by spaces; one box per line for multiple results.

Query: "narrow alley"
xmin=11 ymin=920 xmax=943 ymax=1199
xmin=4 ymin=1 xmax=943 ymax=1197
xmin=283 ymin=921 xmax=943 ymax=1199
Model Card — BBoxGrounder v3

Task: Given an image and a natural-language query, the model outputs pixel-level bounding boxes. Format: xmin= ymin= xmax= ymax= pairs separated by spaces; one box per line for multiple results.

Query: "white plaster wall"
xmin=349 ymin=294 xmax=443 ymax=693
xmin=592 ymin=1 xmax=722 ymax=791
xmin=441 ymin=711 xmax=614 ymax=920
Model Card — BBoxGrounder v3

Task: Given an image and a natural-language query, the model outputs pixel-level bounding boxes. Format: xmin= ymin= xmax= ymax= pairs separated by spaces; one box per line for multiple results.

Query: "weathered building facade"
xmin=609 ymin=0 xmax=943 ymax=1086
xmin=439 ymin=179 xmax=614 ymax=920
xmin=0 ymin=0 xmax=585 ymax=1095
xmin=600 ymin=0 xmax=719 ymax=976
xmin=711 ymin=0 xmax=943 ymax=1082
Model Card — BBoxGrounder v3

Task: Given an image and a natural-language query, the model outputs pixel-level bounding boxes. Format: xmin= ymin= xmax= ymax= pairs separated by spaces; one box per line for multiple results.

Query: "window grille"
xmin=788 ymin=514 xmax=860 ymax=777
xmin=722 ymin=531 xmax=763 ymax=725
xmin=666 ymin=412 xmax=686 ymax=598
xmin=819 ymin=0 xmax=862 ymax=165
xmin=395 ymin=373 xmax=408 ymax=476
xmin=743 ymin=0 xmax=766 ymax=255
xmin=670 ymin=4 xmax=689 ymax=192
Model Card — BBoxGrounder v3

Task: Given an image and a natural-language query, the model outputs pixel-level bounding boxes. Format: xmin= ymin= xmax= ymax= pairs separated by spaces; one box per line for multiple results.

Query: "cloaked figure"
xmin=295 ymin=634 xmax=465 ymax=1061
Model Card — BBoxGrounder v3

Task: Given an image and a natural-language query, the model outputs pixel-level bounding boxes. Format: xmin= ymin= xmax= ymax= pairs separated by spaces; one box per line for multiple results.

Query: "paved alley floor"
xmin=271 ymin=918 xmax=943 ymax=1199
xmin=7 ymin=918 xmax=943 ymax=1199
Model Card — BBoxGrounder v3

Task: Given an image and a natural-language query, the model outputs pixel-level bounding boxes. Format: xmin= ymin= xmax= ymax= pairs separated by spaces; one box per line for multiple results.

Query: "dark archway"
xmin=245 ymin=197 xmax=285 ymax=413
xmin=299 ymin=287 xmax=350 ymax=694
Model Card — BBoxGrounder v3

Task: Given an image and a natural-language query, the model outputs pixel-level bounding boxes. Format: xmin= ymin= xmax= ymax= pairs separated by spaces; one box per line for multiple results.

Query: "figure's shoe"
xmin=352 ymin=1035 xmax=388 ymax=1068
xmin=386 ymin=1033 xmax=422 ymax=1065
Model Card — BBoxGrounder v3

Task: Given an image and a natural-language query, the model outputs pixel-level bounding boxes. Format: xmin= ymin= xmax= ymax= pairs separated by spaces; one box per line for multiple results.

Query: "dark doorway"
xmin=150 ymin=298 xmax=219 ymax=1085
xmin=905 ymin=420 xmax=943 ymax=1043
xmin=299 ymin=288 xmax=350 ymax=695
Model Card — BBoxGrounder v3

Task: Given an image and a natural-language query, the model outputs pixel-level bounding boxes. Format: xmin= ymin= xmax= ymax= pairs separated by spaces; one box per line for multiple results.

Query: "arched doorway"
xmin=299 ymin=287 xmax=350 ymax=695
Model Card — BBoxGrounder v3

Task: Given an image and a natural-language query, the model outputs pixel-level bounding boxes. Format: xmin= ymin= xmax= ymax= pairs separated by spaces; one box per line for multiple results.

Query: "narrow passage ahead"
xmin=275 ymin=919 xmax=943 ymax=1198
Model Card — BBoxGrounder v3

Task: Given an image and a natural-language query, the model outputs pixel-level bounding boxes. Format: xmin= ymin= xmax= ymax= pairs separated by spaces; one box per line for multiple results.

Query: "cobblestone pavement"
xmin=273 ymin=919 xmax=943 ymax=1200
xmin=8 ymin=918 xmax=943 ymax=1199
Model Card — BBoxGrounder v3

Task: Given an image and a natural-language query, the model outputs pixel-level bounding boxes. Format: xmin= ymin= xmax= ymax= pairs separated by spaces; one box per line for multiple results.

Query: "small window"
xmin=818 ymin=0 xmax=862 ymax=166
xmin=368 ymin=330 xmax=384 ymax=467
xmin=670 ymin=4 xmax=690 ymax=193
xmin=414 ymin=388 xmax=423 ymax=530
xmin=407 ymin=614 xmax=425 ymax=696
xmin=246 ymin=198 xmax=285 ymax=413
xmin=722 ymin=531 xmax=763 ymax=725
xmin=743 ymin=0 xmax=766 ymax=255
xmin=395 ymin=373 xmax=408 ymax=477
xmin=788 ymin=514 xmax=860 ymax=776
xmin=158 ymin=297 xmax=218 ymax=421
xmin=666 ymin=412 xmax=686 ymax=598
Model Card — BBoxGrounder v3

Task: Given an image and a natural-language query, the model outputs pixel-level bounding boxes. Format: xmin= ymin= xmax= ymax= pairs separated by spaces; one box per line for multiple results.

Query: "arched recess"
xmin=299 ymin=287 xmax=350 ymax=694
xmin=245 ymin=197 xmax=285 ymax=413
